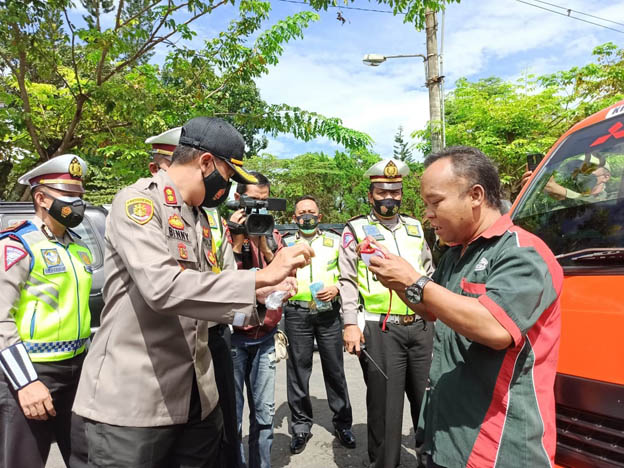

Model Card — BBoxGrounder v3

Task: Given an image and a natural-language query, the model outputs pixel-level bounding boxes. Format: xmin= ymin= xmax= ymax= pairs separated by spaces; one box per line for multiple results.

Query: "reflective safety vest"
xmin=203 ymin=207 xmax=227 ymax=270
xmin=348 ymin=215 xmax=426 ymax=316
xmin=2 ymin=222 xmax=92 ymax=362
xmin=284 ymin=231 xmax=340 ymax=302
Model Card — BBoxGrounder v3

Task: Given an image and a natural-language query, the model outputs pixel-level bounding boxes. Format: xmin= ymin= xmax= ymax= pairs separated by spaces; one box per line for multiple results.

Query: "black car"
xmin=0 ymin=202 xmax=108 ymax=330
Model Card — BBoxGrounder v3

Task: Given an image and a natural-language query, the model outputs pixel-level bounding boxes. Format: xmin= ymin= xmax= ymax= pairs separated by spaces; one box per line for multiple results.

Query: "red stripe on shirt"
xmin=465 ymin=341 xmax=525 ymax=468
xmin=460 ymin=278 xmax=486 ymax=295
xmin=479 ymin=294 xmax=523 ymax=346
xmin=511 ymin=226 xmax=563 ymax=466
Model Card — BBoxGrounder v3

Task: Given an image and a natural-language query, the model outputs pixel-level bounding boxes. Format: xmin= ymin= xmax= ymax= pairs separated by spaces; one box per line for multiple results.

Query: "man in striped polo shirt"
xmin=368 ymin=146 xmax=563 ymax=468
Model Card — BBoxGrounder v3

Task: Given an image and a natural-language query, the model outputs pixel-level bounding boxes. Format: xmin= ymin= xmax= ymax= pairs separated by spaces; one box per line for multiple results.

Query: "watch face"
xmin=405 ymin=284 xmax=422 ymax=304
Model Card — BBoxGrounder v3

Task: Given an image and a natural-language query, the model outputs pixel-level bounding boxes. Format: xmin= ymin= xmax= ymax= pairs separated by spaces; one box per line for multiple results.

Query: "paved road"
xmin=48 ymin=350 xmax=418 ymax=467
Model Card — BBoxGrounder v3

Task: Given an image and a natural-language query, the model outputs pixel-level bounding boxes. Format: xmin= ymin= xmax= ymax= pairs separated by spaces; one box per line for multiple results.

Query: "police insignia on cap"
xmin=126 ymin=198 xmax=154 ymax=225
xmin=178 ymin=243 xmax=188 ymax=259
xmin=69 ymin=157 xmax=83 ymax=178
xmin=164 ymin=187 xmax=177 ymax=205
xmin=384 ymin=160 xmax=398 ymax=178
xmin=168 ymin=214 xmax=184 ymax=230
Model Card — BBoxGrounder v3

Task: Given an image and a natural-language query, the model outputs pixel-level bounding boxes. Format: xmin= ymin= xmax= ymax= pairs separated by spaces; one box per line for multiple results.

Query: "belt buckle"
xmin=401 ymin=314 xmax=415 ymax=325
xmin=309 ymin=301 xmax=317 ymax=313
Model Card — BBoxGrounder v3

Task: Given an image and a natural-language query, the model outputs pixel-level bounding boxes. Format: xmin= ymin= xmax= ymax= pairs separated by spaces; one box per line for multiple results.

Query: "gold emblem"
xmin=69 ymin=157 xmax=83 ymax=178
xmin=61 ymin=206 xmax=72 ymax=218
xmin=125 ymin=198 xmax=154 ymax=225
xmin=384 ymin=160 xmax=399 ymax=178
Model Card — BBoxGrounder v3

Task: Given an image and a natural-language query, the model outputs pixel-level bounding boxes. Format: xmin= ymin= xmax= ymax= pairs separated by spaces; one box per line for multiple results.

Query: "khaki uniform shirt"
xmin=73 ymin=171 xmax=259 ymax=426
xmin=338 ymin=212 xmax=433 ymax=325
xmin=0 ymin=217 xmax=77 ymax=350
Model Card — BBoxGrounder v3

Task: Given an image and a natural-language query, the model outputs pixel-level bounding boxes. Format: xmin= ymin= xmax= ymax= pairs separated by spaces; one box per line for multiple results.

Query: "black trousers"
xmin=208 ymin=324 xmax=243 ymax=468
xmin=0 ymin=352 xmax=88 ymax=468
xmin=284 ymin=303 xmax=353 ymax=434
xmin=85 ymin=376 xmax=223 ymax=468
xmin=360 ymin=318 xmax=434 ymax=468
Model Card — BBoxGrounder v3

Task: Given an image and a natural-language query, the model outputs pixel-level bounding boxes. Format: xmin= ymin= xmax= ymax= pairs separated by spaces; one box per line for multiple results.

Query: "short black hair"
xmin=424 ymin=146 xmax=502 ymax=210
xmin=294 ymin=195 xmax=319 ymax=210
xmin=171 ymin=145 xmax=203 ymax=165
xmin=236 ymin=171 xmax=270 ymax=195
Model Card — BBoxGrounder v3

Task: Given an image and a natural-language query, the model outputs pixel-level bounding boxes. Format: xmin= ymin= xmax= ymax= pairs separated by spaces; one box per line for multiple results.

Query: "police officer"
xmin=282 ymin=195 xmax=355 ymax=455
xmin=339 ymin=159 xmax=434 ymax=468
xmin=72 ymin=117 xmax=311 ymax=467
xmin=145 ymin=127 xmax=242 ymax=467
xmin=0 ymin=154 xmax=91 ymax=468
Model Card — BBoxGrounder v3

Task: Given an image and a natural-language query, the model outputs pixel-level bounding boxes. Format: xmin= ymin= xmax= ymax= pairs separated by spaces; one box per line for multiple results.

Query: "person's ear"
xmin=234 ymin=192 xmax=241 ymax=202
xmin=317 ymin=213 xmax=323 ymax=222
xmin=469 ymin=184 xmax=486 ymax=207
xmin=198 ymin=152 xmax=214 ymax=174
xmin=148 ymin=162 xmax=159 ymax=175
xmin=367 ymin=192 xmax=374 ymax=205
xmin=34 ymin=190 xmax=50 ymax=209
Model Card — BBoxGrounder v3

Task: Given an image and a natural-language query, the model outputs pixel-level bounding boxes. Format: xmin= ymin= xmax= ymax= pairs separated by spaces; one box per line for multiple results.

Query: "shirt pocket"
xmin=459 ymin=277 xmax=486 ymax=297
xmin=166 ymin=238 xmax=198 ymax=266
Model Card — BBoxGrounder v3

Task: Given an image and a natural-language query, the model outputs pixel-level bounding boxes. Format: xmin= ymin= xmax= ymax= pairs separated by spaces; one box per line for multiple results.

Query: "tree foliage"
xmin=0 ymin=0 xmax=371 ymax=202
xmin=393 ymin=125 xmax=413 ymax=163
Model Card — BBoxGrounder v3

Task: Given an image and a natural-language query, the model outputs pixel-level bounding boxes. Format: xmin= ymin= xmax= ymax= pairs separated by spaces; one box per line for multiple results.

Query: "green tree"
xmin=393 ymin=125 xmax=414 ymax=163
xmin=0 ymin=0 xmax=372 ymax=202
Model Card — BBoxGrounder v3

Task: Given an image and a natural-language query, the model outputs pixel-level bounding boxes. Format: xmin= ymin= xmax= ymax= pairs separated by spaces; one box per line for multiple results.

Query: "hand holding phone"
xmin=526 ymin=153 xmax=544 ymax=172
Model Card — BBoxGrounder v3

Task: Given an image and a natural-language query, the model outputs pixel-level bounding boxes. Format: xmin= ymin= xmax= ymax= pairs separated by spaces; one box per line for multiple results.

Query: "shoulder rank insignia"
xmin=164 ymin=187 xmax=178 ymax=205
xmin=207 ymin=213 xmax=216 ymax=228
xmin=342 ymin=231 xmax=354 ymax=249
xmin=202 ymin=227 xmax=211 ymax=239
xmin=41 ymin=248 xmax=66 ymax=274
xmin=405 ymin=224 xmax=422 ymax=237
xmin=77 ymin=251 xmax=92 ymax=265
xmin=178 ymin=242 xmax=188 ymax=260
xmin=168 ymin=214 xmax=184 ymax=230
xmin=4 ymin=245 xmax=27 ymax=271
xmin=323 ymin=236 xmax=334 ymax=248
xmin=0 ymin=220 xmax=28 ymax=233
xmin=126 ymin=198 xmax=154 ymax=225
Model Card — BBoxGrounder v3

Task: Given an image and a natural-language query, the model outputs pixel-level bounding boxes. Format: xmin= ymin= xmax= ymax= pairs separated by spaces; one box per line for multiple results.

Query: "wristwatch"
xmin=405 ymin=276 xmax=432 ymax=304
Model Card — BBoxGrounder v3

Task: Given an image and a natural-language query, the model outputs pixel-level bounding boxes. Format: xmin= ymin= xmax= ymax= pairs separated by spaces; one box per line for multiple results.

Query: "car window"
xmin=514 ymin=116 xmax=624 ymax=268
xmin=1 ymin=214 xmax=103 ymax=268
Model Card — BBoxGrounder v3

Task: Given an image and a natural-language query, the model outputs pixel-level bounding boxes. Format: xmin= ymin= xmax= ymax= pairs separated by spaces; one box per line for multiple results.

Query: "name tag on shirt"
xmin=363 ymin=224 xmax=384 ymax=241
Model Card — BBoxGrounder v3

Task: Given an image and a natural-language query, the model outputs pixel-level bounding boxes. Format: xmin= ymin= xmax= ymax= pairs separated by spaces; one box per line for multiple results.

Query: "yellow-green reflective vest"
xmin=203 ymin=208 xmax=224 ymax=250
xmin=348 ymin=215 xmax=426 ymax=316
xmin=9 ymin=222 xmax=92 ymax=362
xmin=285 ymin=231 xmax=340 ymax=302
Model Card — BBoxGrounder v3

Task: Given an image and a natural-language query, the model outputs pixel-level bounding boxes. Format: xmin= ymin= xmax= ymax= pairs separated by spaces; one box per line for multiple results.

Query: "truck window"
xmin=514 ymin=117 xmax=624 ymax=268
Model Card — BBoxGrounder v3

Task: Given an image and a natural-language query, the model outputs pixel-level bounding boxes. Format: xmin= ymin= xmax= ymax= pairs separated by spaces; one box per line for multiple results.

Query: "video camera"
xmin=226 ymin=195 xmax=287 ymax=236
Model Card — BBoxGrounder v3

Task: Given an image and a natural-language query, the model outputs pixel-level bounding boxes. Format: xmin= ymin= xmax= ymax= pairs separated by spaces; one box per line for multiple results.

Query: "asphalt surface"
xmin=47 ymin=350 xmax=419 ymax=467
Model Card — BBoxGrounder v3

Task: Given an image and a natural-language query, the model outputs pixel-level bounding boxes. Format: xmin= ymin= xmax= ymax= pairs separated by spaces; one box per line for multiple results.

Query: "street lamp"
xmin=362 ymin=52 xmax=444 ymax=152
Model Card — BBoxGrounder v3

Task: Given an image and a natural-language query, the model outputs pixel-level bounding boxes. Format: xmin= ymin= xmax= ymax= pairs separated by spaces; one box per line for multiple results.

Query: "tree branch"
xmin=63 ymin=8 xmax=82 ymax=94
xmin=115 ymin=0 xmax=124 ymax=30
xmin=116 ymin=0 xmax=164 ymax=31
xmin=55 ymin=93 xmax=88 ymax=156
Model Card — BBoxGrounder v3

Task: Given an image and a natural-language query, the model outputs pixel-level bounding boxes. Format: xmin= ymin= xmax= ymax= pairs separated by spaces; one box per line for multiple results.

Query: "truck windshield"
xmin=514 ymin=116 xmax=624 ymax=268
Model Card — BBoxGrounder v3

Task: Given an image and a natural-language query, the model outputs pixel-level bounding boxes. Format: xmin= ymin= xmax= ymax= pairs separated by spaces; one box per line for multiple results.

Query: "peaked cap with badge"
xmin=364 ymin=158 xmax=410 ymax=190
xmin=18 ymin=154 xmax=88 ymax=194
xmin=145 ymin=127 xmax=181 ymax=162
xmin=178 ymin=116 xmax=258 ymax=185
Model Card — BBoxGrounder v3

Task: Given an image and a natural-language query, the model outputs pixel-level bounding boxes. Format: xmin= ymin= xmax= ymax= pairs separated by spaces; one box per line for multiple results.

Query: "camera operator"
xmin=229 ymin=172 xmax=283 ymax=468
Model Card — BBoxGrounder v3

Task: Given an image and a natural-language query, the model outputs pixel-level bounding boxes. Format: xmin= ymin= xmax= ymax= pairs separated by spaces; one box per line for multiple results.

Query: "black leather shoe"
xmin=335 ymin=428 xmax=356 ymax=449
xmin=290 ymin=432 xmax=312 ymax=454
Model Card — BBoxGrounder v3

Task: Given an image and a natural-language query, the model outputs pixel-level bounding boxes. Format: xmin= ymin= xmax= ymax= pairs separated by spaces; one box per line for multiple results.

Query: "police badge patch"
xmin=4 ymin=245 xmax=27 ymax=271
xmin=126 ymin=198 xmax=154 ymax=225
xmin=41 ymin=248 xmax=66 ymax=274
xmin=405 ymin=225 xmax=422 ymax=237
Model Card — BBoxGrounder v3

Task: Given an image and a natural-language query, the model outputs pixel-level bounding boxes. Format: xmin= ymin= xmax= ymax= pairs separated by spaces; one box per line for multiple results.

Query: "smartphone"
xmin=526 ymin=153 xmax=544 ymax=172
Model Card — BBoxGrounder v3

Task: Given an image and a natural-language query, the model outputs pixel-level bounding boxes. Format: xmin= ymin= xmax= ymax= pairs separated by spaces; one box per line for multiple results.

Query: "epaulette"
xmin=347 ymin=214 xmax=366 ymax=223
xmin=0 ymin=220 xmax=29 ymax=234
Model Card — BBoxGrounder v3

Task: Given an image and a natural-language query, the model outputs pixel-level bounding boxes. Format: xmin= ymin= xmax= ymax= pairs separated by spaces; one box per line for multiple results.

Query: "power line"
xmin=529 ymin=0 xmax=624 ymax=28
xmin=514 ymin=0 xmax=624 ymax=34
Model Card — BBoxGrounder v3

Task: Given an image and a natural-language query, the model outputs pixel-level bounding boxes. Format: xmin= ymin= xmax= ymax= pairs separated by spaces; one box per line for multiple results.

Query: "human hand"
xmin=255 ymin=243 xmax=314 ymax=288
xmin=17 ymin=380 xmax=56 ymax=420
xmin=520 ymin=170 xmax=533 ymax=188
xmin=316 ymin=285 xmax=339 ymax=302
xmin=367 ymin=239 xmax=420 ymax=291
xmin=229 ymin=208 xmax=246 ymax=225
xmin=544 ymin=176 xmax=567 ymax=200
xmin=343 ymin=324 xmax=364 ymax=356
xmin=256 ymin=276 xmax=298 ymax=304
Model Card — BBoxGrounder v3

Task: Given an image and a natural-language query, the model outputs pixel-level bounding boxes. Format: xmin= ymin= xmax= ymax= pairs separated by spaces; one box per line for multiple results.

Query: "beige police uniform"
xmin=73 ymin=169 xmax=259 ymax=426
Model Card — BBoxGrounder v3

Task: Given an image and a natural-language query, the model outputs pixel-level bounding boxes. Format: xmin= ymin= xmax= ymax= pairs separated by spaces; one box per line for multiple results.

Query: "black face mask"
xmin=296 ymin=214 xmax=319 ymax=234
xmin=201 ymin=161 xmax=232 ymax=208
xmin=45 ymin=194 xmax=85 ymax=228
xmin=373 ymin=198 xmax=401 ymax=218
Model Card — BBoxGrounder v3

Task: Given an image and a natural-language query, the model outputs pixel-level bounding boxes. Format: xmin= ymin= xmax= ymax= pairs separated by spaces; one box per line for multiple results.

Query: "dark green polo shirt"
xmin=421 ymin=215 xmax=563 ymax=468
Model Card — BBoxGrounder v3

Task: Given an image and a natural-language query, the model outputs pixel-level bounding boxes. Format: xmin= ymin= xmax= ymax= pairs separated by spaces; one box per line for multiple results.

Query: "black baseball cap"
xmin=178 ymin=116 xmax=258 ymax=184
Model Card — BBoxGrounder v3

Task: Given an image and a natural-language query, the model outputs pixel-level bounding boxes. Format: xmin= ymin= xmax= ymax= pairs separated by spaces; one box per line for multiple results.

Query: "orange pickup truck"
xmin=511 ymin=100 xmax=624 ymax=467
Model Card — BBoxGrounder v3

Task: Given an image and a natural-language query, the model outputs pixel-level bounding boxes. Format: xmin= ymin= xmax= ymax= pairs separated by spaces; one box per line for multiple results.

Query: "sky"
xmin=70 ymin=0 xmax=624 ymax=160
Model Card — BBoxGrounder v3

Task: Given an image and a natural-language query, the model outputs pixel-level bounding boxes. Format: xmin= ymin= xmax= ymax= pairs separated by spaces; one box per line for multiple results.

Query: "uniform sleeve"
xmin=338 ymin=228 xmax=360 ymax=325
xmin=108 ymin=188 xmax=260 ymax=327
xmin=420 ymin=237 xmax=435 ymax=276
xmin=0 ymin=237 xmax=38 ymax=389
xmin=477 ymin=242 xmax=561 ymax=346
xmin=220 ymin=238 xmax=237 ymax=271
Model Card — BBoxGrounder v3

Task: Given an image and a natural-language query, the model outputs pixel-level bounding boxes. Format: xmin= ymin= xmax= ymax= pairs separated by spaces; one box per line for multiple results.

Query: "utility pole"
xmin=425 ymin=8 xmax=443 ymax=153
